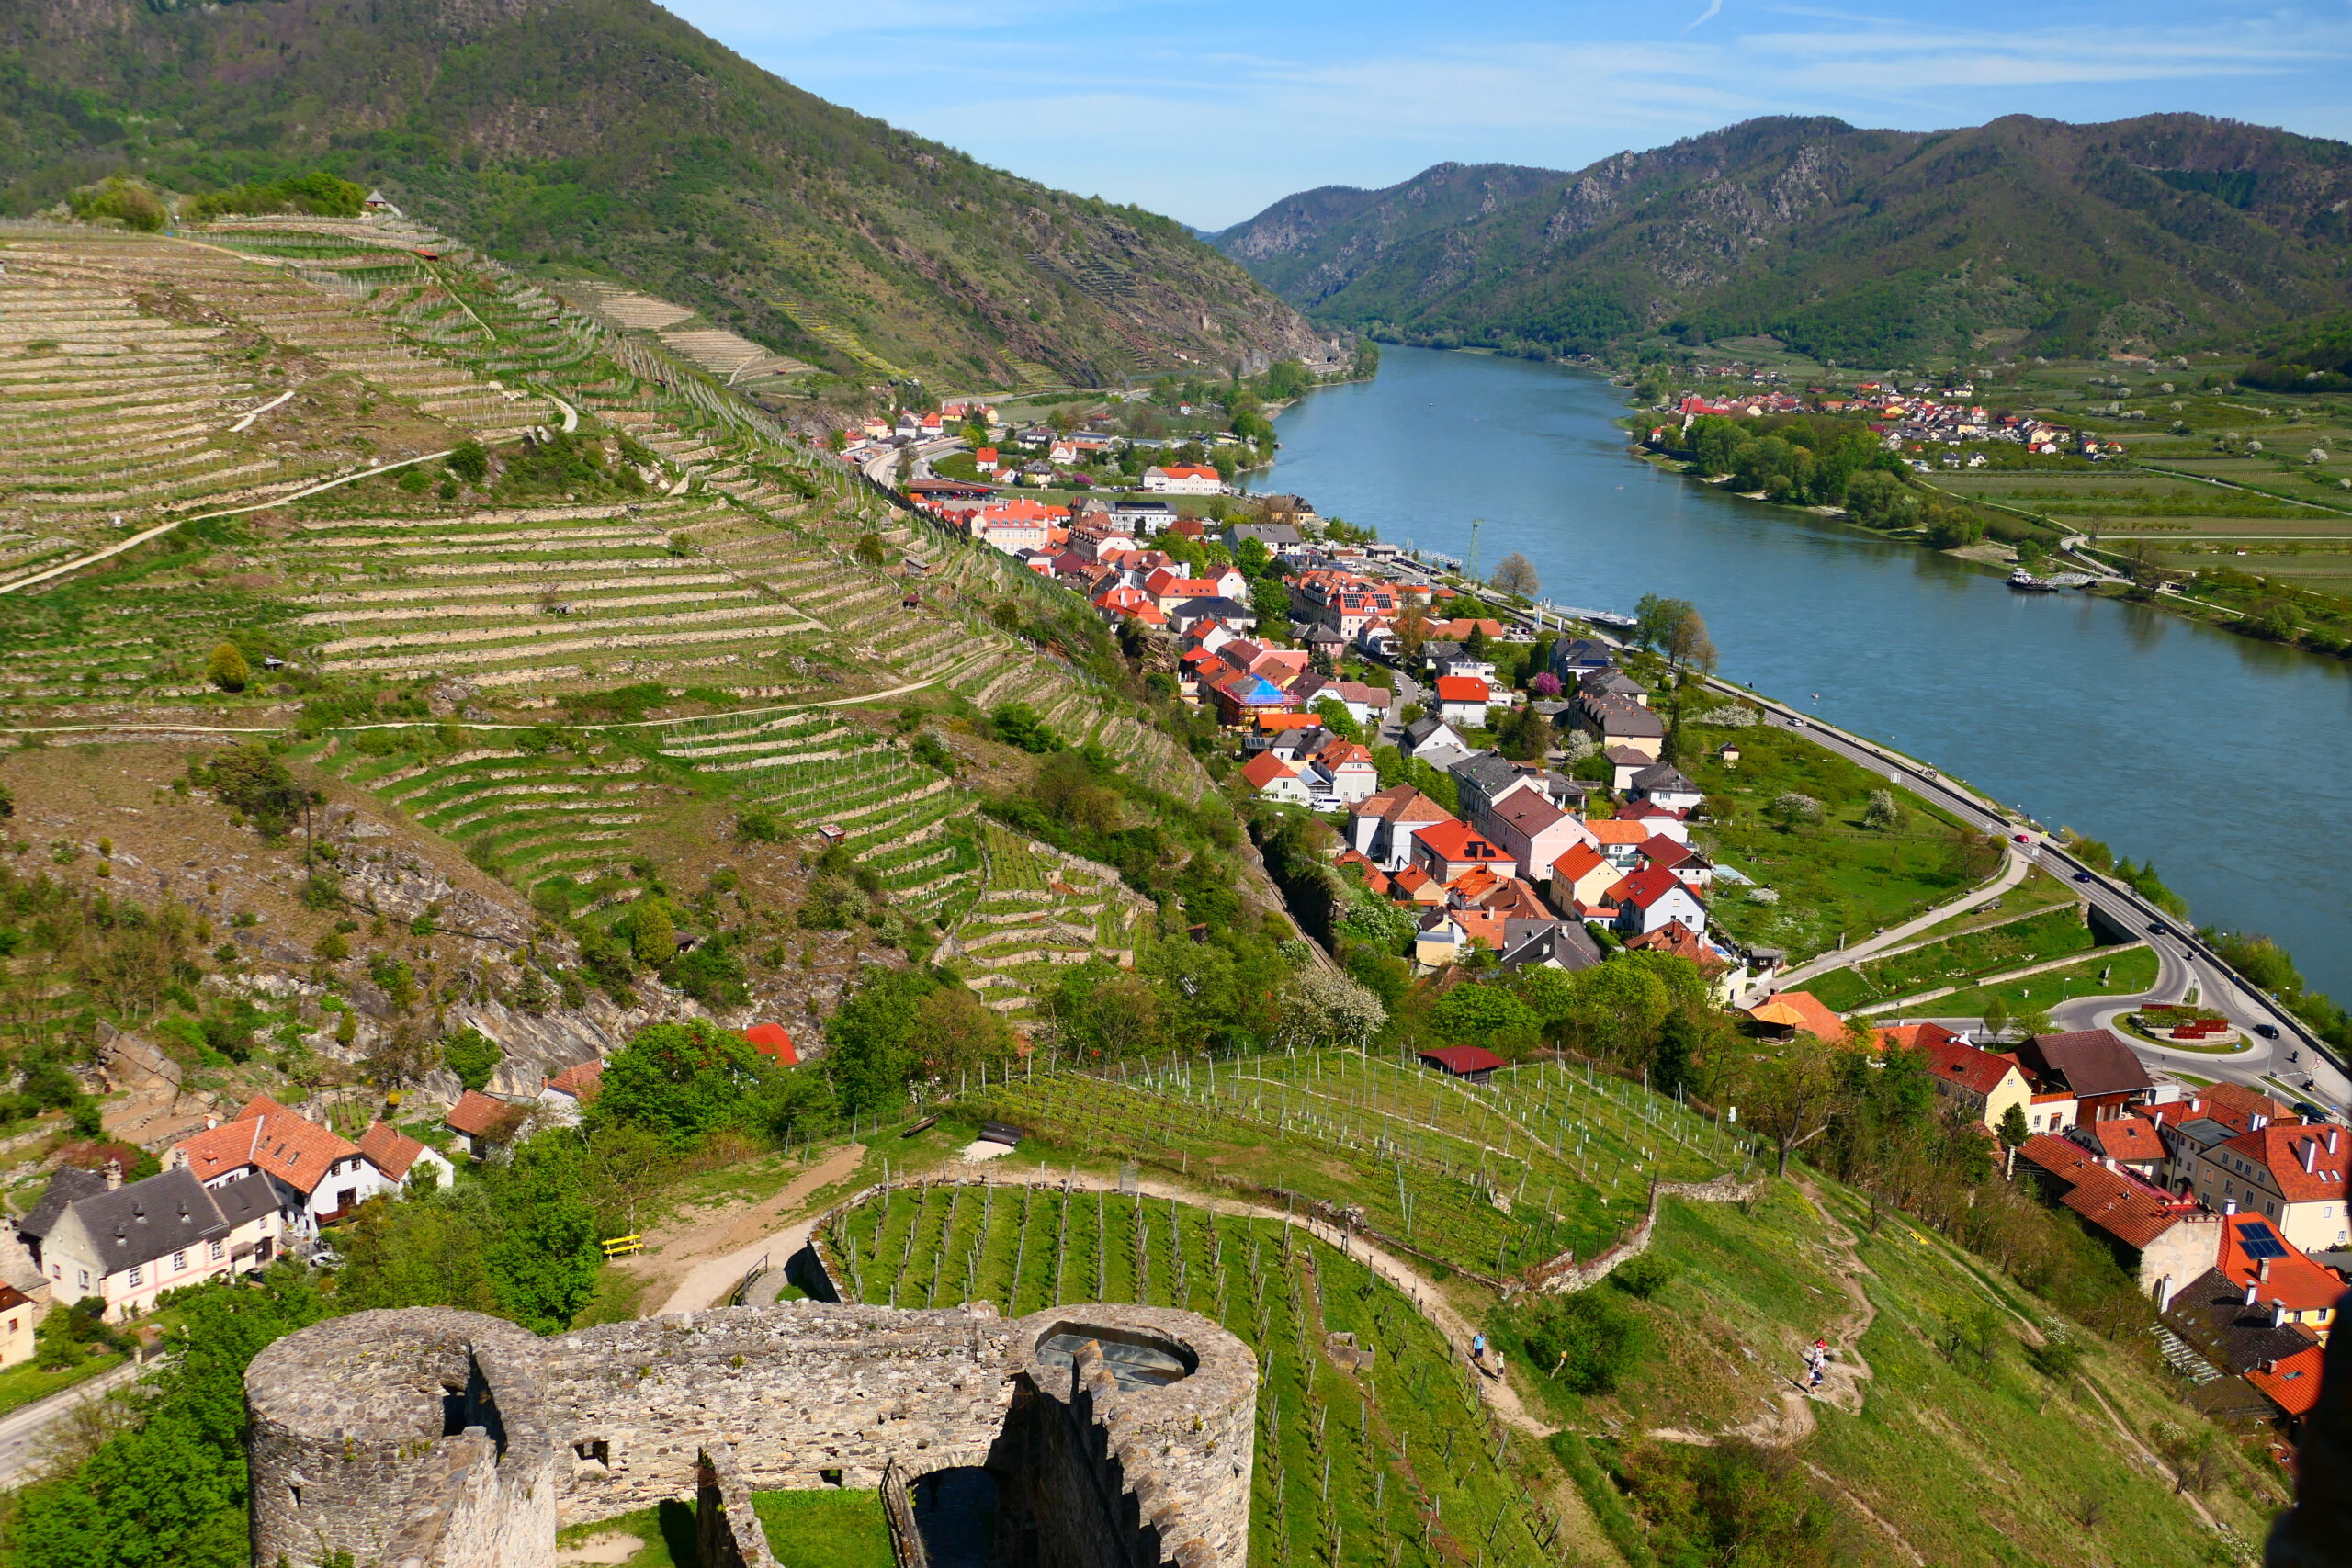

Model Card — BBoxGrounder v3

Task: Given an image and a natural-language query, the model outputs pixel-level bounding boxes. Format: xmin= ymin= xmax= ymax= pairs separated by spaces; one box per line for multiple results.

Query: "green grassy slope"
xmin=1213 ymin=113 xmax=2352 ymax=363
xmin=0 ymin=0 xmax=1324 ymax=389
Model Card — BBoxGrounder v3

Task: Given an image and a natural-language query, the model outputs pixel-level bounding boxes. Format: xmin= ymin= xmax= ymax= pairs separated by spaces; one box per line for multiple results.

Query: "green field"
xmin=752 ymin=1490 xmax=896 ymax=1568
xmin=958 ymin=1049 xmax=1741 ymax=1280
xmin=1879 ymin=946 xmax=2160 ymax=1023
xmin=1806 ymin=906 xmax=2111 ymax=1012
xmin=1680 ymin=721 xmax=1995 ymax=961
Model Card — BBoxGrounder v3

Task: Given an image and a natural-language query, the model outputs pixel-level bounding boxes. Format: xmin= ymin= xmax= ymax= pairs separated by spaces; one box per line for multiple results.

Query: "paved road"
xmin=0 ymin=1357 xmax=146 ymax=1489
xmin=1703 ymin=676 xmax=2347 ymax=1114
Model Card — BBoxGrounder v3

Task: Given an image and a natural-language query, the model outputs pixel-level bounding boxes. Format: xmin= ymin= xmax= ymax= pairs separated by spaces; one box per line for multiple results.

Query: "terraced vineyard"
xmin=0 ymin=211 xmax=1224 ymax=1014
xmin=817 ymin=1179 xmax=1567 ymax=1568
xmin=965 ymin=1051 xmax=1745 ymax=1280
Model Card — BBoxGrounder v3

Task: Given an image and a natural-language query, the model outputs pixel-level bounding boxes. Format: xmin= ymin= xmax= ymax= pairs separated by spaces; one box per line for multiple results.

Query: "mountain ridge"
xmin=1212 ymin=112 xmax=2352 ymax=362
xmin=1 ymin=0 xmax=1330 ymax=390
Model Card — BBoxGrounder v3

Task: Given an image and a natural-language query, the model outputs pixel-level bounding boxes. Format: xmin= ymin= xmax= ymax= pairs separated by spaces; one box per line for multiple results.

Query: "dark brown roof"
xmin=2161 ymin=1267 xmax=2322 ymax=1376
xmin=2016 ymin=1030 xmax=2154 ymax=1100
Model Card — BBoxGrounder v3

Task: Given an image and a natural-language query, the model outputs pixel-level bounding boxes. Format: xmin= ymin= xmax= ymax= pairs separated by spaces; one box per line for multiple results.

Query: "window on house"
xmin=210 ymin=1240 xmax=225 ymax=1261
xmin=574 ymin=1439 xmax=610 ymax=1469
xmin=76 ymin=1269 xmax=88 ymax=1290
xmin=172 ymin=1250 xmax=187 ymax=1273
xmin=128 ymin=1266 xmax=142 ymax=1287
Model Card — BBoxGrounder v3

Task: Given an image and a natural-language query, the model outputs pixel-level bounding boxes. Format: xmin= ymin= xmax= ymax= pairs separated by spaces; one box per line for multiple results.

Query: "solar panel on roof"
xmin=2235 ymin=1218 xmax=2289 ymax=1260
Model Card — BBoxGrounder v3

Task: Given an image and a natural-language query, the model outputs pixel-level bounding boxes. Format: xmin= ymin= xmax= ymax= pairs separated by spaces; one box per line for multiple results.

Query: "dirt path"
xmin=634 ymin=1144 xmax=866 ymax=1315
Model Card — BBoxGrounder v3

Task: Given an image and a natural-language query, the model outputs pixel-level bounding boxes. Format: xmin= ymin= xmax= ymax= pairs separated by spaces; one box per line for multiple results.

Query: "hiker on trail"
xmin=1471 ymin=1332 xmax=1487 ymax=1359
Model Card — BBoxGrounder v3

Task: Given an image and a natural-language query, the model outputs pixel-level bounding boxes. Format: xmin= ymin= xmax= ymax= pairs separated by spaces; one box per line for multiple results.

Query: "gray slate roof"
xmin=18 ymin=1165 xmax=107 ymax=1242
xmin=1632 ymin=762 xmax=1699 ymax=795
xmin=70 ymin=1167 xmax=238 ymax=1268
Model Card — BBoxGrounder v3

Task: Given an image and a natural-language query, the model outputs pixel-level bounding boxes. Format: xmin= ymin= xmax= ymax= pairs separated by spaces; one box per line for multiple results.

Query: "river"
xmin=1261 ymin=345 xmax=2352 ymax=1001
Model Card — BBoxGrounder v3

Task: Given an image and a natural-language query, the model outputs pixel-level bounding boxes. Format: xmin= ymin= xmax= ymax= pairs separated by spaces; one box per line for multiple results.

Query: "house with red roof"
xmin=2186 ymin=1120 xmax=2352 ymax=1253
xmin=169 ymin=1094 xmax=394 ymax=1235
xmin=1419 ymin=1044 xmax=1507 ymax=1081
xmin=1916 ymin=1032 xmax=2031 ymax=1130
xmin=1240 ymin=750 xmax=1315 ymax=807
xmin=444 ymin=1089 xmax=529 ymax=1159
xmin=537 ymin=1058 xmax=607 ymax=1127
xmin=1305 ymin=739 xmax=1380 ymax=804
xmin=355 ymin=1121 xmax=455 ymax=1191
xmin=1545 ymin=841 xmax=1624 ymax=919
xmin=2072 ymin=1112 xmax=2168 ymax=1182
xmin=1410 ymin=819 xmax=1515 ymax=883
xmin=1142 ymin=464 xmax=1223 ymax=494
xmin=2248 ymin=1343 xmax=2326 ymax=1429
xmin=1432 ymin=675 xmax=1493 ymax=728
xmin=2016 ymin=1133 xmax=2221 ymax=1301
xmin=1347 ymin=786 xmax=1456 ymax=869
xmin=1608 ymin=866 xmax=1705 ymax=938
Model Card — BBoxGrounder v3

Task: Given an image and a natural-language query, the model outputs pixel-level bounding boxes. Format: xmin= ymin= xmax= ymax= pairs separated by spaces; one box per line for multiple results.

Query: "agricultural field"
xmin=961 ymin=1049 xmax=1743 ymax=1281
xmin=1804 ymin=904 xmax=2116 ymax=1013
xmin=817 ymin=1179 xmax=1574 ymax=1568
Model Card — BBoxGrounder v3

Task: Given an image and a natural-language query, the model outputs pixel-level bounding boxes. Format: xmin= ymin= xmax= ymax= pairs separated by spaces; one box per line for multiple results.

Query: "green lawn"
xmin=1807 ymin=907 xmax=2109 ymax=1012
xmin=752 ymin=1489 xmax=895 ymax=1568
xmin=1895 ymin=946 xmax=2159 ymax=1024
xmin=1683 ymin=722 xmax=1993 ymax=961
xmin=0 ymin=1351 xmax=129 ymax=1421
xmin=553 ymin=1502 xmax=696 ymax=1567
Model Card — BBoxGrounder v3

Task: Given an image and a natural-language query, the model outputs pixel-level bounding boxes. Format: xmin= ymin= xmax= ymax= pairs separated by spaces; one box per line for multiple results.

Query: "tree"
xmin=1632 ymin=593 xmax=1695 ymax=653
xmin=1769 ymin=792 xmax=1824 ymax=829
xmin=1739 ymin=1032 xmax=1848 ymax=1175
xmin=204 ymin=642 xmax=250 ymax=693
xmin=1863 ymin=789 xmax=1900 ymax=829
xmin=487 ymin=1133 xmax=604 ymax=1332
xmin=1980 ymin=995 xmax=2011 ymax=1039
xmin=589 ymin=1018 xmax=767 ymax=1144
xmin=1662 ymin=607 xmax=1716 ymax=673
xmin=1489 ymin=552 xmax=1539 ymax=599
xmin=1313 ymin=697 xmax=1363 ymax=744
xmin=1495 ymin=703 xmax=1550 ymax=761
xmin=441 ymin=1026 xmax=503 ymax=1091
xmin=622 ymin=897 xmax=677 ymax=967
xmin=2151 ymin=1421 xmax=2225 ymax=1496
xmin=1557 ymin=960 xmax=1673 ymax=1060
xmin=1430 ymin=982 xmax=1541 ymax=1051
xmin=854 ymin=532 xmax=887 ymax=568
xmin=446 ymin=438 xmax=490 ymax=485
xmin=823 ymin=968 xmax=940 ymax=1114
xmin=1843 ymin=468 xmax=1917 ymax=529
xmin=913 ymin=984 xmax=1015 ymax=1081
xmin=1997 ymin=1102 xmax=2030 ymax=1148
xmin=1277 ymin=969 xmax=1386 ymax=1050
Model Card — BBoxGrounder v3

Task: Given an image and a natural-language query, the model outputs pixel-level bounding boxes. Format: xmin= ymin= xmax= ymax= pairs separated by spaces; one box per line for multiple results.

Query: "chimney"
xmin=2271 ymin=1302 xmax=2288 ymax=1330
xmin=2254 ymin=1113 xmax=2268 ymax=1131
xmin=2245 ymin=1280 xmax=2259 ymax=1306
xmin=2331 ymin=1130 xmax=2341 ymax=1156
xmin=103 ymin=1158 xmax=122 ymax=1191
xmin=2303 ymin=1140 xmax=2319 ymax=1174
xmin=2259 ymin=1258 xmax=2272 ymax=1282
xmin=2154 ymin=1276 xmax=2174 ymax=1314
xmin=2224 ymin=1199 xmax=2238 ymax=1216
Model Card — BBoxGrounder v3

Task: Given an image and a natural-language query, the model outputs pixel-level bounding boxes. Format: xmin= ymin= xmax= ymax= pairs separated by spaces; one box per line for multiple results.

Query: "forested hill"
xmin=1 ymin=0 xmax=1328 ymax=388
xmin=1211 ymin=114 xmax=2352 ymax=363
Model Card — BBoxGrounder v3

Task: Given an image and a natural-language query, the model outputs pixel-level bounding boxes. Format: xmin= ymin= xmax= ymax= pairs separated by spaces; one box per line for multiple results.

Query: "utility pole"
xmin=1464 ymin=517 xmax=1483 ymax=585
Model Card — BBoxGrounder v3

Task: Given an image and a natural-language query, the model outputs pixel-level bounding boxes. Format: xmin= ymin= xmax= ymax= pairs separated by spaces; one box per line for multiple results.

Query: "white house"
xmin=356 ymin=1121 xmax=456 ymax=1190
xmin=170 ymin=1094 xmax=396 ymax=1235
xmin=1611 ymin=867 xmax=1707 ymax=938
xmin=1141 ymin=465 xmax=1224 ymax=495
xmin=1240 ymin=750 xmax=1316 ymax=806
xmin=1305 ymin=739 xmax=1381 ymax=804
xmin=1627 ymin=762 xmax=1704 ymax=814
xmin=1432 ymin=676 xmax=1494 ymax=728
xmin=19 ymin=1165 xmax=280 ymax=1322
xmin=538 ymin=1059 xmax=605 ymax=1128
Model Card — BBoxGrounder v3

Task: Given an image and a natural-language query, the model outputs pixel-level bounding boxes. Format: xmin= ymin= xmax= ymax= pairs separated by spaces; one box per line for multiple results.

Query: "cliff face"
xmin=1 ymin=0 xmax=1329 ymax=386
xmin=1213 ymin=114 xmax=2352 ymax=360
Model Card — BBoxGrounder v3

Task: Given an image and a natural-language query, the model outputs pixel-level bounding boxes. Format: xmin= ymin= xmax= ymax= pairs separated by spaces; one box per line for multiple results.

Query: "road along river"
xmin=1262 ymin=346 xmax=2352 ymax=1094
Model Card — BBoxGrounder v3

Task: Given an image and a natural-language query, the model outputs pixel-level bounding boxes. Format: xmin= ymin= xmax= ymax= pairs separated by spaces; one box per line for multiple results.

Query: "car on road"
xmin=2013 ymin=833 xmax=2031 ymax=844
xmin=2148 ymin=921 xmax=2174 ymax=938
xmin=2072 ymin=871 xmax=2093 ymax=883
xmin=2255 ymin=1023 xmax=2281 ymax=1040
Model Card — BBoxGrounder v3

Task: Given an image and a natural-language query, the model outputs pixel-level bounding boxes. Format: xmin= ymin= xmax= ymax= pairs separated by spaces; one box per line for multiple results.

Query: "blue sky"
xmin=662 ymin=0 xmax=2352 ymax=230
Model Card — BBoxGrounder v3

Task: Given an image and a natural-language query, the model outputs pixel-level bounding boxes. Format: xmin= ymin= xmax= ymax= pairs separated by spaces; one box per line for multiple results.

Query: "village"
xmin=792 ymin=390 xmax=2351 ymax=1450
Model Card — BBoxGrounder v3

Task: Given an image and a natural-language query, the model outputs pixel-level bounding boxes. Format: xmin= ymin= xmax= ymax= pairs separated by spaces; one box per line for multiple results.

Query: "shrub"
xmin=206 ymin=641 xmax=251 ymax=693
xmin=441 ymin=1027 xmax=503 ymax=1091
xmin=446 ymin=439 xmax=490 ymax=485
xmin=1521 ymin=1290 xmax=1645 ymax=1393
xmin=1611 ymin=1252 xmax=1679 ymax=1299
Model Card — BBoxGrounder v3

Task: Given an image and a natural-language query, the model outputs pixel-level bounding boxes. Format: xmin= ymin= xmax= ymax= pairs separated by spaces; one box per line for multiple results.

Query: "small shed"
xmin=1417 ymin=1045 xmax=1508 ymax=1083
xmin=814 ymin=824 xmax=848 ymax=849
xmin=743 ymin=1022 xmax=798 ymax=1066
xmin=1717 ymin=741 xmax=1741 ymax=768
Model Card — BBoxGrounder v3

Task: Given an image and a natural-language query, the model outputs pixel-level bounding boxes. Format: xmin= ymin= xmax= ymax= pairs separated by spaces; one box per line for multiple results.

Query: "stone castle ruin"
xmin=244 ymin=1298 xmax=1256 ymax=1568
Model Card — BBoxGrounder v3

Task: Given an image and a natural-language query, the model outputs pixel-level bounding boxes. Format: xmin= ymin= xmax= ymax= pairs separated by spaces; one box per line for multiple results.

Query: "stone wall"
xmin=247 ymin=1300 xmax=1255 ymax=1568
xmin=1521 ymin=1175 xmax=1764 ymax=1296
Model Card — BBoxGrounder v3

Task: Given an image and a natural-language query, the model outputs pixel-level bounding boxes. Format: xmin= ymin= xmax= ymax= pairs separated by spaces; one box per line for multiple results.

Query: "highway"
xmin=1700 ymin=674 xmax=2349 ymax=1117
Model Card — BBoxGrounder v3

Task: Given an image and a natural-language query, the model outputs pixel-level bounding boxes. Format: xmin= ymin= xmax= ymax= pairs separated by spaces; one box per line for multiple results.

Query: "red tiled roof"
xmin=356 ymin=1122 xmax=430 ymax=1182
xmin=2218 ymin=1214 xmax=2343 ymax=1314
xmin=1612 ymin=865 xmax=1697 ymax=912
xmin=2247 ymin=1345 xmax=2327 ymax=1418
xmin=2018 ymin=1132 xmax=2099 ymax=1183
xmin=2217 ymin=1122 xmax=2351 ymax=1204
xmin=1412 ymin=819 xmax=1511 ymax=864
xmin=172 ymin=1094 xmax=361 ymax=1198
xmin=1353 ymin=785 xmax=1453 ymax=825
xmin=1873 ymin=1021 xmax=1960 ymax=1055
xmin=445 ymin=1090 xmax=525 ymax=1141
xmin=2058 ymin=1162 xmax=2199 ymax=1249
xmin=547 ymin=1058 xmax=607 ymax=1097
xmin=1432 ymin=676 xmax=1490 ymax=702
xmin=1419 ymin=1045 xmax=1508 ymax=1075
xmin=1635 ymin=832 xmax=1691 ymax=869
xmin=1241 ymin=751 xmax=1302 ymax=790
xmin=1588 ymin=820 xmax=1654 ymax=846
xmin=2084 ymin=1114 xmax=2165 ymax=1164
xmin=1921 ymin=1034 xmax=2022 ymax=1097
xmin=742 ymin=1023 xmax=798 ymax=1066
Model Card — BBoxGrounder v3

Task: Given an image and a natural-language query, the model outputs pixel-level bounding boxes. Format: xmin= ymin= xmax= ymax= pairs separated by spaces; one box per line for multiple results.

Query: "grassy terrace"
xmin=819 ymin=1180 xmax=1563 ymax=1568
xmin=1681 ymin=719 xmax=1996 ymax=961
xmin=960 ymin=1050 xmax=1741 ymax=1280
xmin=1805 ymin=904 xmax=2115 ymax=1012
xmin=1893 ymin=947 xmax=2161 ymax=1024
